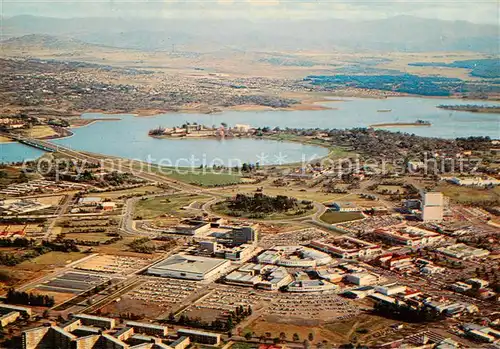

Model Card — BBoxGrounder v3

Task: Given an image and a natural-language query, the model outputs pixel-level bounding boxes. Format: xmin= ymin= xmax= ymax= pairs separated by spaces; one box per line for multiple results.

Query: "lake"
xmin=1 ymin=97 xmax=499 ymax=165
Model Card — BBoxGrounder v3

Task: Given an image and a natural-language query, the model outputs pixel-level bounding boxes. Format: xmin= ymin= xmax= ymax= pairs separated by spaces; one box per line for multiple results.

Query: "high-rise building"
xmin=422 ymin=192 xmax=444 ymax=222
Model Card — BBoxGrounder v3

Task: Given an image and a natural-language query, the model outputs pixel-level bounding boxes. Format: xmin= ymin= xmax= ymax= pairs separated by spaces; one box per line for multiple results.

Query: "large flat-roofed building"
xmin=174 ymin=220 xmax=211 ymax=236
xmin=70 ymin=313 xmax=116 ymax=329
xmin=451 ymin=176 xmax=500 ymax=187
xmin=256 ymin=245 xmax=332 ymax=267
xmin=437 ymin=243 xmax=490 ymax=259
xmin=345 ymin=272 xmax=379 ymax=286
xmin=148 ymin=254 xmax=230 ymax=280
xmin=177 ymin=328 xmax=221 ymax=345
xmin=374 ymin=225 xmax=443 ymax=247
xmin=309 ymin=236 xmax=382 ymax=259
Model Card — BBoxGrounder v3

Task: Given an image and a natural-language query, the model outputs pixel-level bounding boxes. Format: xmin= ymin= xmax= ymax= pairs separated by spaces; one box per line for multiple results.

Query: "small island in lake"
xmin=437 ymin=104 xmax=500 ymax=113
xmin=148 ymin=122 xmax=254 ymax=139
xmin=369 ymin=119 xmax=431 ymax=128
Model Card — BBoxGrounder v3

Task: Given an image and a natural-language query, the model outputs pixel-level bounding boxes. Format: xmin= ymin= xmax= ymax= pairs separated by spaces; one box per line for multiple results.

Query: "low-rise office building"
xmin=177 ymin=328 xmax=221 ymax=345
xmin=345 ymin=272 xmax=379 ymax=286
xmin=125 ymin=321 xmax=168 ymax=337
xmin=0 ymin=311 xmax=20 ymax=327
xmin=310 ymin=236 xmax=382 ymax=259
xmin=70 ymin=313 xmax=116 ymax=330
xmin=0 ymin=303 xmax=32 ymax=317
xmin=374 ymin=225 xmax=443 ymax=247
xmin=437 ymin=243 xmax=490 ymax=259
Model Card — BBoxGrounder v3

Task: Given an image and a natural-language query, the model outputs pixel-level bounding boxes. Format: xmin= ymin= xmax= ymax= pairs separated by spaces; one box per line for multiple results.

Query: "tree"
xmin=279 ymin=332 xmax=286 ymax=342
xmin=244 ymin=332 xmax=253 ymax=340
xmin=308 ymin=332 xmax=314 ymax=342
xmin=293 ymin=333 xmax=300 ymax=341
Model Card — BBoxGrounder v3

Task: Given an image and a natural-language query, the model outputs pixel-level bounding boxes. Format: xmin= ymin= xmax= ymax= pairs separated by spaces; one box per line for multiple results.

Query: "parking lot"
xmin=266 ymin=292 xmax=360 ymax=322
xmin=182 ymin=285 xmax=273 ymax=322
xmin=259 ymin=228 xmax=329 ymax=249
xmin=75 ymin=254 xmax=152 ymax=275
xmin=102 ymin=277 xmax=205 ymax=319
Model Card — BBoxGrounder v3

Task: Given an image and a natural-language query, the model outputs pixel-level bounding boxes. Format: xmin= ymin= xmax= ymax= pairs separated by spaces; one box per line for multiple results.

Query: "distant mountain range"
xmin=1 ymin=15 xmax=498 ymax=52
xmin=1 ymin=34 xmax=94 ymax=50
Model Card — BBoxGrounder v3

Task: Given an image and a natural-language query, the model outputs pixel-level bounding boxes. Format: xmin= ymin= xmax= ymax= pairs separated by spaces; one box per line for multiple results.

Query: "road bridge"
xmin=0 ymin=132 xmax=57 ymax=152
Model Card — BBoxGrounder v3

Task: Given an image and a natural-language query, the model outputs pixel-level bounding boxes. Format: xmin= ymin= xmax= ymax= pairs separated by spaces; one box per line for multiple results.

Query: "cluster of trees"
xmin=373 ymin=301 xmax=445 ymax=323
xmin=6 ymin=288 xmax=55 ymax=307
xmin=55 ymin=232 xmax=122 ymax=247
xmin=225 ymin=95 xmax=298 ymax=108
xmin=410 ymin=59 xmax=499 ymax=78
xmin=127 ymin=238 xmax=156 ymax=254
xmin=0 ymin=237 xmax=54 ymax=266
xmin=0 ymin=237 xmax=36 ymax=248
xmin=165 ymin=305 xmax=252 ymax=332
xmin=240 ymin=163 xmax=260 ymax=173
xmin=455 ymin=136 xmax=492 ymax=151
xmin=227 ymin=193 xmax=298 ymax=214
xmin=0 ymin=247 xmax=48 ymax=266
xmin=43 ymin=239 xmax=79 ymax=252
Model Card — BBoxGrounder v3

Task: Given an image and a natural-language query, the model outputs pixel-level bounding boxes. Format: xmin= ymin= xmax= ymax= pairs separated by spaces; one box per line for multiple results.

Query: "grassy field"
xmin=320 ymin=211 xmax=364 ymax=224
xmin=166 ymin=171 xmax=242 ymax=187
xmin=20 ymin=125 xmax=58 ymax=139
xmin=329 ymin=193 xmax=381 ymax=206
xmin=435 ymin=183 xmax=500 ymax=203
xmin=216 ymin=186 xmax=346 ymax=203
xmin=134 ymin=193 xmax=211 ymax=219
xmin=91 ymin=185 xmax=163 ymax=199
xmin=146 ymin=164 xmax=242 ymax=187
xmin=17 ymin=252 xmax=86 ymax=272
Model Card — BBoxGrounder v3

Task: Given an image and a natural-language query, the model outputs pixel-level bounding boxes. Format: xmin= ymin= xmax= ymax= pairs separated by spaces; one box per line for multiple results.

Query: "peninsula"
xmin=369 ymin=120 xmax=431 ymax=128
xmin=148 ymin=123 xmax=254 ymax=139
xmin=437 ymin=104 xmax=500 ymax=113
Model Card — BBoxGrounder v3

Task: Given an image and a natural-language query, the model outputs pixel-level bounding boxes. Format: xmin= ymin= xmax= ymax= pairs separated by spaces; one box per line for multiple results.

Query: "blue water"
xmin=2 ymin=97 xmax=499 ymax=164
xmin=0 ymin=142 xmax=45 ymax=164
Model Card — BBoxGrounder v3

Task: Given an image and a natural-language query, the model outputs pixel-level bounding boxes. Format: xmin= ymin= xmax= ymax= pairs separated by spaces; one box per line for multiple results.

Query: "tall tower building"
xmin=422 ymin=192 xmax=444 ymax=222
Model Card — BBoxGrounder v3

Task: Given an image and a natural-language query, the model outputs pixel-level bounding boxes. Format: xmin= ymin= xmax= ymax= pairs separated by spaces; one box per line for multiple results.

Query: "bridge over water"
xmin=1 ymin=132 xmax=57 ymax=153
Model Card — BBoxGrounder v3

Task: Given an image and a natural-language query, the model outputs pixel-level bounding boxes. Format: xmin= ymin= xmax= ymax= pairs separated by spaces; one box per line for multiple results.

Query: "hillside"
xmin=1 ymin=15 xmax=498 ymax=53
xmin=0 ymin=34 xmax=92 ymax=50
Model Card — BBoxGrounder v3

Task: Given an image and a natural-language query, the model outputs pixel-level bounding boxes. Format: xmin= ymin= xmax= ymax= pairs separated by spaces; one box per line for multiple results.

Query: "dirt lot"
xmin=75 ymin=254 xmax=152 ymax=275
xmin=34 ymin=195 xmax=65 ymax=206
xmin=247 ymin=313 xmax=398 ymax=346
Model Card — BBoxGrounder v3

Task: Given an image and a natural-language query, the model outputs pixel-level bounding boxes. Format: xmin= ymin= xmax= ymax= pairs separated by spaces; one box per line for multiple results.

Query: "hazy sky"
xmin=2 ymin=0 xmax=499 ymax=24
